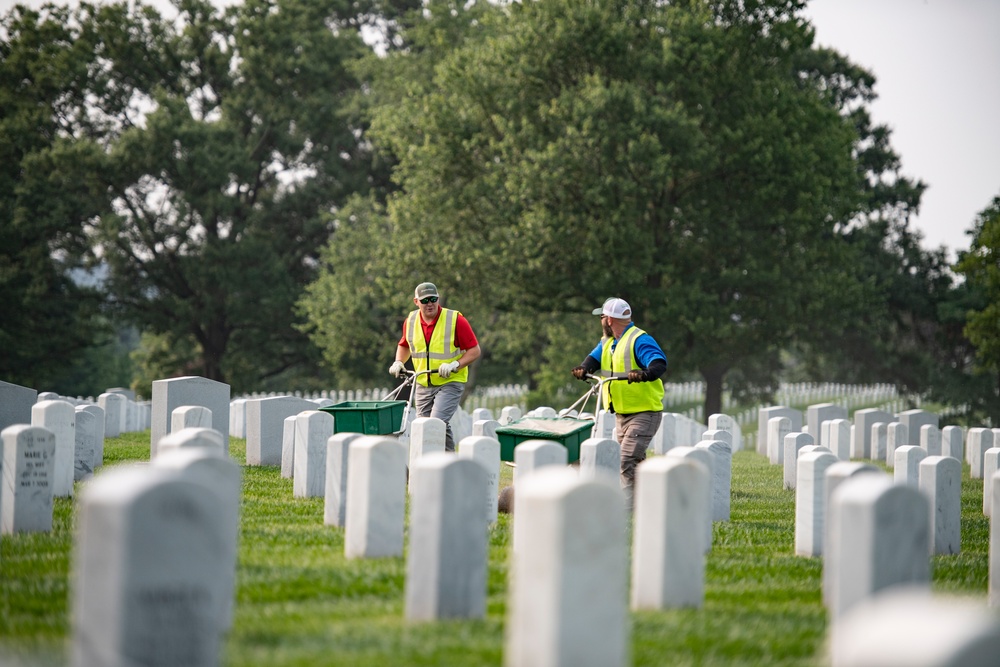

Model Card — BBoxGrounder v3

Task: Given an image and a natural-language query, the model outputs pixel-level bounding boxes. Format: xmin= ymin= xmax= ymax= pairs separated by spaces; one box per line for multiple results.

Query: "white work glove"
xmin=389 ymin=360 xmax=406 ymax=378
xmin=437 ymin=360 xmax=460 ymax=378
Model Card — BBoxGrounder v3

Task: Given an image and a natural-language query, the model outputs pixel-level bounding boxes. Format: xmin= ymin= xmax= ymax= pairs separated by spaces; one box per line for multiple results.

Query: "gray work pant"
xmin=615 ymin=411 xmax=662 ymax=509
xmin=413 ymin=381 xmax=465 ymax=451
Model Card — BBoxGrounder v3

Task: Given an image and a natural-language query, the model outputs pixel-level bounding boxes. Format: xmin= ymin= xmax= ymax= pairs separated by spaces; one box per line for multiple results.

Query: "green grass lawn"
xmin=0 ymin=433 xmax=990 ymax=666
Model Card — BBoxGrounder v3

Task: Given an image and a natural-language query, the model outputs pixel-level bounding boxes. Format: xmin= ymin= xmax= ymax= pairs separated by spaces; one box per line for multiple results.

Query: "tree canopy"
xmin=303 ymin=0 xmax=925 ymax=414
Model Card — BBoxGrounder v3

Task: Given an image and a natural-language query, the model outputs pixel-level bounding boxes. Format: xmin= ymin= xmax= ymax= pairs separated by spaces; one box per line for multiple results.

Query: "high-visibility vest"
xmin=600 ymin=325 xmax=664 ymax=414
xmin=405 ymin=308 xmax=468 ymax=387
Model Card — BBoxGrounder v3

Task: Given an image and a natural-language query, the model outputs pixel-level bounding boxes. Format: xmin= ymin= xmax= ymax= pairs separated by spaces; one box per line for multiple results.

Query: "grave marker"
xmin=885 ymin=422 xmax=908 ymax=468
xmin=828 ymin=419 xmax=851 ymax=461
xmin=505 ymin=468 xmax=627 ymax=667
xmin=171 ymin=405 xmax=213 ymax=434
xmin=919 ymin=455 xmax=961 ymax=555
xmin=31 ymin=399 xmax=75 ymax=497
xmin=280 ymin=415 xmax=296 ymax=479
xmin=758 ymin=406 xmax=802 ymax=456
xmin=807 ymin=403 xmax=847 ymax=447
xmin=73 ymin=407 xmax=98 ymax=481
xmin=405 ymin=454 xmax=489 ymax=621
xmin=408 ymin=417 xmax=447 ymax=494
xmin=77 ymin=404 xmax=105 ymax=469
xmin=1 ymin=425 xmax=55 ymax=534
xmin=967 ymin=428 xmax=994 ymax=479
xmin=98 ymin=392 xmax=124 ymax=439
xmin=984 ymin=448 xmax=1000 ymax=517
xmin=457 ymin=435 xmax=501 ymax=525
xmin=71 ymin=466 xmax=229 ymax=667
xmin=244 ymin=396 xmax=315 ymax=466
xmin=0 ymin=381 xmax=36 ymax=432
xmin=344 ymin=436 xmax=407 ymax=559
xmin=578 ymin=438 xmax=619 ymax=482
xmin=324 ymin=432 xmax=363 ymax=528
xmin=893 ymin=445 xmax=927 ymax=488
xmin=631 ymin=457 xmax=709 ymax=610
xmin=896 ymin=409 xmax=939 ymax=446
xmin=153 ymin=447 xmax=241 ymax=631
xmin=852 ymin=408 xmax=893 ymax=460
xmin=795 ymin=450 xmax=839 ymax=557
xmin=294 ymin=410 xmax=333 ymax=498
xmin=767 ymin=416 xmax=792 ymax=465
xmin=941 ymin=425 xmax=964 ymax=461
xmin=783 ymin=432 xmax=814 ymax=491
xmin=157 ymin=427 xmax=226 ymax=458
xmin=830 ymin=587 xmax=1000 ymax=667
xmin=667 ymin=446 xmax=714 ymax=552
xmin=151 ymin=376 xmax=230 ymax=458
xmin=826 ymin=475 xmax=929 ymax=619
xmin=696 ymin=439 xmax=732 ymax=521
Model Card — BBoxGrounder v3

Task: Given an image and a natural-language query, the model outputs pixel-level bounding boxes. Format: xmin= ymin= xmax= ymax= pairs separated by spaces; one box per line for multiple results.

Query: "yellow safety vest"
xmin=600 ymin=325 xmax=664 ymax=414
xmin=405 ymin=308 xmax=469 ymax=387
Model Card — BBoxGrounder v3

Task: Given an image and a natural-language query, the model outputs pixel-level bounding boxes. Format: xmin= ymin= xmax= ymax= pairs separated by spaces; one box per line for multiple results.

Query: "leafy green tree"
xmin=9 ymin=0 xmax=397 ymax=393
xmin=954 ymin=195 xmax=1000 ymax=422
xmin=0 ymin=3 xmax=110 ymax=391
xmin=338 ymin=0 xmax=898 ymax=416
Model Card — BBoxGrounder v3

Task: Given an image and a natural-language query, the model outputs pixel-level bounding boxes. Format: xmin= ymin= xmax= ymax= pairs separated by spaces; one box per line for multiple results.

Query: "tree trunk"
xmin=701 ymin=365 xmax=726 ymax=422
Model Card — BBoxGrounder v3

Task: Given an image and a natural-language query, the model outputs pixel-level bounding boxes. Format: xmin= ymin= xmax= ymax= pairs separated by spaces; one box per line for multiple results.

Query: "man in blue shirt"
xmin=572 ymin=298 xmax=667 ymax=508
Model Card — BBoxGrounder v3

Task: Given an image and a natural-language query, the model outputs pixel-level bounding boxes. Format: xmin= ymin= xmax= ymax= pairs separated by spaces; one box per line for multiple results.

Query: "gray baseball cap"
xmin=414 ymin=282 xmax=439 ymax=299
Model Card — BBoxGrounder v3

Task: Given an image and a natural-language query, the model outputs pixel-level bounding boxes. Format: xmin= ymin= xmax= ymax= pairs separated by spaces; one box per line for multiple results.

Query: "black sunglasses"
xmin=419 ymin=296 xmax=438 ymax=304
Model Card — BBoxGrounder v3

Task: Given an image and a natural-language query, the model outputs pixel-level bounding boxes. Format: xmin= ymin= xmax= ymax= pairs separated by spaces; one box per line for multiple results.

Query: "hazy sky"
xmin=804 ymin=0 xmax=1000 ymax=259
xmin=5 ymin=0 xmax=998 ymax=259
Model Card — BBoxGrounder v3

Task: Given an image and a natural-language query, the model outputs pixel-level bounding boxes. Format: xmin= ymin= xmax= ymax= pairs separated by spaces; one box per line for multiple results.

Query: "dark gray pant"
xmin=615 ymin=411 xmax=662 ymax=508
xmin=414 ymin=381 xmax=465 ymax=451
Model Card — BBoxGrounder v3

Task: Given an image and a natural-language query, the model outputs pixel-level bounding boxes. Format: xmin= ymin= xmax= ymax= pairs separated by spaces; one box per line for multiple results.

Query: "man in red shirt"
xmin=389 ymin=282 xmax=481 ymax=451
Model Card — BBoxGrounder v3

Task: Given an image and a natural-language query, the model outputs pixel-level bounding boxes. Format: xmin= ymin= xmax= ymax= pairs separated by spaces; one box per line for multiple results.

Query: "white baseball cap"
xmin=594 ymin=297 xmax=631 ymax=319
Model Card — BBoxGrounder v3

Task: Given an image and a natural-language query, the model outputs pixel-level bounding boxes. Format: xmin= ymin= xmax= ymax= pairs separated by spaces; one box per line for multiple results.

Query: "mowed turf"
xmin=0 ymin=432 xmax=990 ymax=666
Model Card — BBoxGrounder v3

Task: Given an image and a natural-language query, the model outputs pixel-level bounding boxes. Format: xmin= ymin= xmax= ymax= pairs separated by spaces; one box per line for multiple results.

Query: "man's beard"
xmin=603 ymin=321 xmax=613 ymax=338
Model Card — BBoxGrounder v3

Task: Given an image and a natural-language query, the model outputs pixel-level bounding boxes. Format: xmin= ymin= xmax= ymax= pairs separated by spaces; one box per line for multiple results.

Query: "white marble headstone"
xmin=667 ymin=446 xmax=714 ymax=552
xmin=795 ymin=450 xmax=839 ymax=557
xmin=826 ymin=474 xmax=929 ymax=619
xmin=941 ymin=425 xmax=964 ymax=461
xmin=170 ymin=405 xmax=213 ymax=434
xmin=76 ymin=404 xmax=105 ymax=470
xmin=98 ymin=392 xmax=124 ymax=439
xmin=505 ymin=468 xmax=627 ymax=667
xmin=783 ymin=432 xmax=814 ymax=491
xmin=244 ymin=396 xmax=314 ymax=466
xmin=967 ymin=428 xmax=994 ymax=479
xmin=344 ymin=436 xmax=407 ymax=559
xmin=405 ymin=454 xmax=489 ymax=621
xmin=153 ymin=447 xmax=241 ymax=631
xmin=325 ymin=432 xmax=363 ymax=528
xmin=408 ymin=417 xmax=447 ymax=494
xmin=1 ymin=425 xmax=56 ymax=534
xmin=457 ymin=435 xmax=501 ymax=525
xmin=886 ymin=422 xmax=908 ymax=468
xmin=280 ymin=415 xmax=297 ymax=479
xmin=696 ymin=439 xmax=732 ymax=521
xmin=767 ymin=416 xmax=792 ymax=465
xmin=73 ymin=408 xmax=98 ymax=481
xmin=157 ymin=427 xmax=225 ymax=458
xmin=31 ymin=399 xmax=75 ymax=497
xmin=830 ymin=587 xmax=1000 ymax=667
xmin=151 ymin=376 xmax=230 ymax=458
xmin=293 ymin=410 xmax=333 ymax=498
xmin=578 ymin=437 xmax=619 ymax=482
xmin=631 ymin=457 xmax=709 ymax=610
xmin=894 ymin=445 xmax=927 ymax=488
xmin=72 ymin=465 xmax=230 ymax=667
xmin=919 ymin=455 xmax=961 ymax=556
